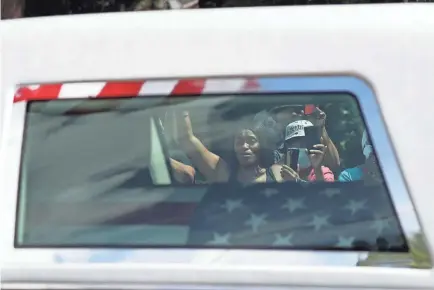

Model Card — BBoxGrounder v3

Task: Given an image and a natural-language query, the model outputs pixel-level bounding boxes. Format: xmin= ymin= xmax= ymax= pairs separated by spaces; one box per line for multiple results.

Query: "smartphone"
xmin=304 ymin=126 xmax=322 ymax=150
xmin=284 ymin=148 xmax=299 ymax=171
xmin=304 ymin=104 xmax=316 ymax=115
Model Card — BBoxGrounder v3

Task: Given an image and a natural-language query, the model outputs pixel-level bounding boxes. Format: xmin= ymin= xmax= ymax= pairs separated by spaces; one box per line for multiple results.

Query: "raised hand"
xmin=173 ymin=110 xmax=194 ymax=141
xmin=307 ymin=106 xmax=326 ymax=128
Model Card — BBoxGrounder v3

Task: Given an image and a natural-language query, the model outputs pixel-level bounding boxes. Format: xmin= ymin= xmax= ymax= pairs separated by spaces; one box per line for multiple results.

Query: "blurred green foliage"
xmin=358 ymin=232 xmax=432 ymax=268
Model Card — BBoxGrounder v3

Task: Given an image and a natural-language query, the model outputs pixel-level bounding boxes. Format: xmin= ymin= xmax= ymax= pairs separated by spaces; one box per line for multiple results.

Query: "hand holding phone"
xmin=280 ymin=149 xmax=301 ymax=181
xmin=305 ymin=105 xmax=327 ymax=128
xmin=308 ymin=144 xmax=327 ymax=169
xmin=284 ymin=148 xmax=299 ymax=171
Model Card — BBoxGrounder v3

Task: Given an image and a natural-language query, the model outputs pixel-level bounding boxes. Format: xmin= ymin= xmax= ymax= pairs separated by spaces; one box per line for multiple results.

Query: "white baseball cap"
xmin=284 ymin=120 xmax=314 ymax=141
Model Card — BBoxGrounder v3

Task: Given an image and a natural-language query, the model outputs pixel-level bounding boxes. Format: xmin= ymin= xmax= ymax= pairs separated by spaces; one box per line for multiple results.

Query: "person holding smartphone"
xmin=304 ymin=105 xmax=341 ymax=173
xmin=280 ymin=120 xmax=335 ymax=182
xmin=262 ymin=105 xmax=341 ymax=173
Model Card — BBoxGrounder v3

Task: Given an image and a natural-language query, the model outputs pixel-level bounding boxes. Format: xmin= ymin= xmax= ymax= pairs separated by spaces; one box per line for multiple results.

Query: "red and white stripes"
xmin=14 ymin=78 xmax=260 ymax=103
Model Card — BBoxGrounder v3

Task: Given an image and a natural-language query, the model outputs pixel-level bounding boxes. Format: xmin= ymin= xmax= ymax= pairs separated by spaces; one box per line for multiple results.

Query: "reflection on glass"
xmin=16 ymin=94 xmax=408 ymax=256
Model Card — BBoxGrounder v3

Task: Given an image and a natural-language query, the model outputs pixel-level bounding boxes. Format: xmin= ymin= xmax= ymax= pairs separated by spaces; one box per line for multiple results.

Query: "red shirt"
xmin=303 ymin=166 xmax=335 ymax=182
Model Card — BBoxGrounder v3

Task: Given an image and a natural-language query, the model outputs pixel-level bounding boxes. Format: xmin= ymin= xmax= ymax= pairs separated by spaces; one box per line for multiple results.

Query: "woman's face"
xmin=234 ymin=129 xmax=260 ymax=167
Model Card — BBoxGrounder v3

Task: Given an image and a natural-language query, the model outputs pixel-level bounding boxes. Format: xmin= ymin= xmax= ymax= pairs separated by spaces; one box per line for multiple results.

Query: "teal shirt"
xmin=338 ymin=166 xmax=364 ymax=182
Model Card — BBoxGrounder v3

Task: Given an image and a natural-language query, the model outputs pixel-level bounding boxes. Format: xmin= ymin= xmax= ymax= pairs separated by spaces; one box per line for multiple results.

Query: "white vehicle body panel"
xmin=1 ymin=4 xmax=434 ymax=289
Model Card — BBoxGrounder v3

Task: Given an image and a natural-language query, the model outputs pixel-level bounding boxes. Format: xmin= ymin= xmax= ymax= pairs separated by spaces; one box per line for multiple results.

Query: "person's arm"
xmin=321 ymin=127 xmax=341 ymax=172
xmin=170 ymin=158 xmax=196 ymax=184
xmin=177 ymin=111 xmax=229 ymax=183
xmin=308 ymin=107 xmax=340 ymax=172
xmin=313 ymin=167 xmax=324 ymax=181
xmin=309 ymin=144 xmax=328 ymax=182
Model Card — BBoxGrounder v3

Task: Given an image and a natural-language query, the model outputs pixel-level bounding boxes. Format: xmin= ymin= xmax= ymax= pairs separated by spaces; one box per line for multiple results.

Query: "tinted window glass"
xmin=16 ymin=94 xmax=408 ymax=252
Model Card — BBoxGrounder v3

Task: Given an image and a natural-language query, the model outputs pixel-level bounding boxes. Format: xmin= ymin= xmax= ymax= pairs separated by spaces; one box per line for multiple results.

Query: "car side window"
xmin=12 ymin=77 xmax=430 ymax=268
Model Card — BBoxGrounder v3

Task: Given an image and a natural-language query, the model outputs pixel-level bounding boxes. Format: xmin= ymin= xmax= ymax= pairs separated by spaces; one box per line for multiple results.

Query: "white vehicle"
xmin=1 ymin=3 xmax=434 ymax=290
